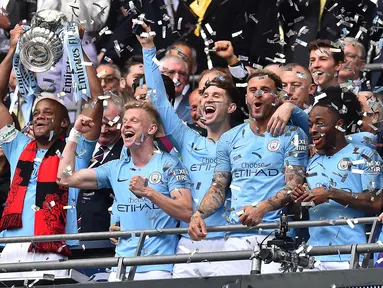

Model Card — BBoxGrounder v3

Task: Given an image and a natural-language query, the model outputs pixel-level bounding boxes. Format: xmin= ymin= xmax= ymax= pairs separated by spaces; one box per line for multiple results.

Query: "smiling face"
xmin=32 ymin=99 xmax=69 ymax=142
xmin=121 ymin=108 xmax=157 ymax=148
xmin=246 ymin=76 xmax=278 ymax=121
xmin=199 ymin=85 xmax=235 ymax=127
xmin=309 ymin=105 xmax=341 ymax=152
xmin=281 ymin=67 xmax=316 ymax=109
xmin=309 ymin=48 xmax=341 ymax=88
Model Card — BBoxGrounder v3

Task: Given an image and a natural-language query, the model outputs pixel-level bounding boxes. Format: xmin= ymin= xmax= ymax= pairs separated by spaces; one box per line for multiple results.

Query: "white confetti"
xmin=351 ymin=169 xmax=364 ymax=174
xmin=230 ymin=184 xmax=241 ymax=191
xmin=346 ymin=219 xmax=355 ymax=229
xmin=231 ymin=30 xmax=243 ymax=38
xmin=236 ymin=210 xmax=244 ymax=216
xmin=50 ymin=201 xmax=56 ymax=207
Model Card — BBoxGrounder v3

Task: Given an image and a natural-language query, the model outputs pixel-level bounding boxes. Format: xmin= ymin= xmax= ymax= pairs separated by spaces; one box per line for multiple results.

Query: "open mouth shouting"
xmin=123 ymin=129 xmax=136 ymax=144
xmin=202 ymin=105 xmax=217 ymax=120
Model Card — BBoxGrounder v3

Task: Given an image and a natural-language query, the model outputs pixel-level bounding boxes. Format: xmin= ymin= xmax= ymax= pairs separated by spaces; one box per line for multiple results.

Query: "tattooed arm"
xmin=188 ymin=171 xmax=231 ymax=240
xmin=239 ymin=165 xmax=304 ymax=227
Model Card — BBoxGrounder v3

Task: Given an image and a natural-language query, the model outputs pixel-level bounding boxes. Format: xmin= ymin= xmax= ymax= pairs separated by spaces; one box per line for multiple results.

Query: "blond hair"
xmin=124 ymin=100 xmax=161 ymax=126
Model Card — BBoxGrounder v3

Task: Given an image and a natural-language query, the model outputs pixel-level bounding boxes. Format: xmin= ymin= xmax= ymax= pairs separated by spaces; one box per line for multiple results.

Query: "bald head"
xmin=264 ymin=64 xmax=283 ymax=76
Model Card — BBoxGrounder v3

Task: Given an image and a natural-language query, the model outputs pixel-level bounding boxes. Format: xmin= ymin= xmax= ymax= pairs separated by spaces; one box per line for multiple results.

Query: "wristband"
xmin=68 ymin=128 xmax=82 ymax=144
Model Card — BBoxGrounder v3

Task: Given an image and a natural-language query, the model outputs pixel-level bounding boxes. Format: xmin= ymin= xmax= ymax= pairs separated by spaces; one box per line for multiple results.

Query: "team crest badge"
xmin=337 ymin=158 xmax=349 ymax=171
xmin=149 ymin=172 xmax=162 ymax=184
xmin=267 ymin=140 xmax=280 ymax=152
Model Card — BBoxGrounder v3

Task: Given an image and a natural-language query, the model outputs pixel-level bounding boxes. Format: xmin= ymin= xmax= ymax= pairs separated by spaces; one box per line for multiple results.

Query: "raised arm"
xmin=0 ymin=25 xmax=23 ymax=129
xmin=238 ymin=165 xmax=305 ymax=227
xmin=57 ymin=115 xmax=98 ymax=190
xmin=79 ymin=30 xmax=103 ymax=141
xmin=136 ymin=23 xmax=196 ymax=151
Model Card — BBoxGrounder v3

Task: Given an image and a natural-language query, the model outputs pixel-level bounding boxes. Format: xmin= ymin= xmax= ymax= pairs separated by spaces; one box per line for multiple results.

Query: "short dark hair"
xmin=122 ymin=55 xmax=144 ymax=77
xmin=199 ymin=67 xmax=232 ymax=84
xmin=247 ymin=69 xmax=282 ymax=90
xmin=201 ymin=76 xmax=240 ymax=106
xmin=132 ymin=74 xmax=176 ymax=106
xmin=314 ymin=86 xmax=362 ymax=134
xmin=308 ymin=39 xmax=344 ymax=63
xmin=282 ymin=63 xmax=314 ymax=84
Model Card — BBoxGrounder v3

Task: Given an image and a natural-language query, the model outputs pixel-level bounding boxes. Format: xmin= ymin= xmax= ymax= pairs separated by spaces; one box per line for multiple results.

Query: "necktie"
xmin=93 ymin=146 xmax=108 ymax=163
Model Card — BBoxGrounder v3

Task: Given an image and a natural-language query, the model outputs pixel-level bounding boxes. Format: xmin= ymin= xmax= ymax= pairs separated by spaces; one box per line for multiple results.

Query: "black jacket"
xmin=279 ymin=0 xmax=375 ymax=65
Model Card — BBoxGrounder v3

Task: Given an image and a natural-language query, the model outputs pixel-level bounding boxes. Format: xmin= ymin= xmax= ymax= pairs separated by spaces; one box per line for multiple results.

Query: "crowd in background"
xmin=0 ymin=0 xmax=381 ymax=283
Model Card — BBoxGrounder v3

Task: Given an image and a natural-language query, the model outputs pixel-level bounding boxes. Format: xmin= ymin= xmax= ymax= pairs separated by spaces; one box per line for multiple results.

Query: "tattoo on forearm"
xmin=266 ymin=165 xmax=304 ymax=211
xmin=197 ymin=172 xmax=230 ymax=219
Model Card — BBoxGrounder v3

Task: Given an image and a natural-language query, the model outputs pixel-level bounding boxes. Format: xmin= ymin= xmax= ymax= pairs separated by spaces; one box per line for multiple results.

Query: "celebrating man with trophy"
xmin=0 ymin=10 xmax=103 ymax=279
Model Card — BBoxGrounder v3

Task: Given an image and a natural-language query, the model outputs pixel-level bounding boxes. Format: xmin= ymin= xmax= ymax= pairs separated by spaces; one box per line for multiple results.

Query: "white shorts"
xmin=219 ymin=235 xmax=281 ymax=276
xmin=108 ymin=270 xmax=171 ymax=281
xmin=172 ymin=237 xmax=225 ymax=278
xmin=307 ymin=261 xmax=350 ymax=271
xmin=0 ymin=243 xmax=67 ymax=279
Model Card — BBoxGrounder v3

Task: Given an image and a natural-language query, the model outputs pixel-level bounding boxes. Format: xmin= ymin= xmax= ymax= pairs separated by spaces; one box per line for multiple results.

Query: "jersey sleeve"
xmin=290 ymin=105 xmax=309 ymax=136
xmin=74 ymin=136 xmax=97 ymax=170
xmin=359 ymin=148 xmax=382 ymax=191
xmin=163 ymin=156 xmax=192 ymax=192
xmin=143 ymin=47 xmax=196 ymax=152
xmin=93 ymin=160 xmax=115 ymax=189
xmin=283 ymin=127 xmax=309 ymax=168
xmin=215 ymin=132 xmax=232 ymax=173
xmin=0 ymin=124 xmax=30 ymax=163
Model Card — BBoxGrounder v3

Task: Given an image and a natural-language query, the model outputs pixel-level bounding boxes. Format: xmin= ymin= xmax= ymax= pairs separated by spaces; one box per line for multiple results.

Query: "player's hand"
xmin=74 ymin=115 xmax=94 ymax=134
xmin=109 ymin=224 xmax=120 ymax=245
xmin=129 ymin=176 xmax=149 ymax=198
xmin=292 ymin=184 xmax=306 ymax=202
xmin=238 ymin=205 xmax=266 ymax=227
xmin=378 ymin=213 xmax=383 ymax=222
xmin=214 ymin=41 xmax=238 ymax=64
xmin=297 ymin=186 xmax=328 ymax=205
xmin=134 ymin=21 xmax=155 ymax=49
xmin=188 ymin=211 xmax=207 ymax=241
xmin=9 ymin=24 xmax=24 ymax=49
xmin=267 ymin=102 xmax=294 ymax=136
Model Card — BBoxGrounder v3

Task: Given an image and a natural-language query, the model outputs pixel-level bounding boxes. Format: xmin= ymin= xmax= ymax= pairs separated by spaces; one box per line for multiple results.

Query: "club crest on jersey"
xmin=267 ymin=140 xmax=280 ymax=152
xmin=337 ymin=158 xmax=350 ymax=171
xmin=149 ymin=172 xmax=162 ymax=184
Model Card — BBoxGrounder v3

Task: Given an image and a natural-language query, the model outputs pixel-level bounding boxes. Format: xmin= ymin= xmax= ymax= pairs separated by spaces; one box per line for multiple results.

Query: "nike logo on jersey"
xmin=117 ymin=178 xmax=130 ymax=182
xmin=233 ymin=145 xmax=243 ymax=150
xmin=194 ymin=147 xmax=204 ymax=151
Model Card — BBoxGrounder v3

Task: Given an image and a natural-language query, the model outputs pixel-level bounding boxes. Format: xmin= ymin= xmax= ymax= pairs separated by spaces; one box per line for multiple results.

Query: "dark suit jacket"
xmin=279 ymin=0 xmax=375 ymax=65
xmin=76 ymin=138 xmax=124 ymax=233
xmin=171 ymin=0 xmax=248 ymax=72
xmin=6 ymin=0 xmax=36 ymax=34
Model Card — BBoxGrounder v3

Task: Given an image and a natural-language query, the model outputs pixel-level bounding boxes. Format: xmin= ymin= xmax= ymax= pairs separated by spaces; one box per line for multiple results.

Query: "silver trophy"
xmin=19 ymin=10 xmax=67 ymax=73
